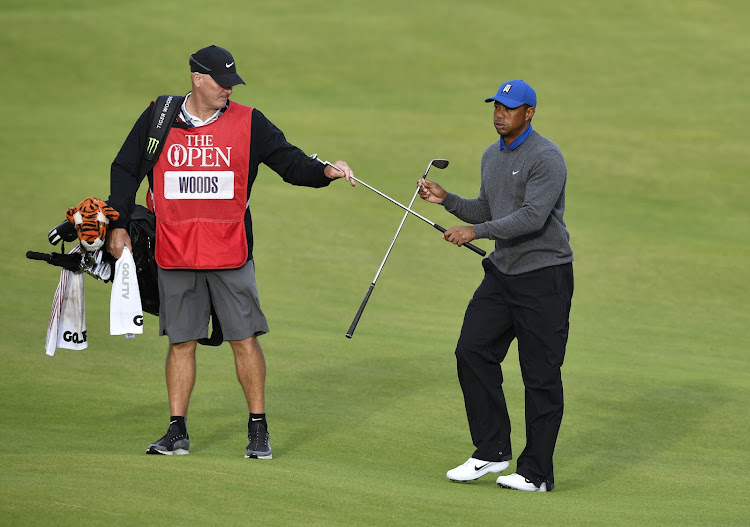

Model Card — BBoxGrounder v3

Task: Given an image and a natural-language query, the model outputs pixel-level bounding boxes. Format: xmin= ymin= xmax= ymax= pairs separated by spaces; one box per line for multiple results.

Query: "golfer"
xmin=418 ymin=80 xmax=573 ymax=491
xmin=106 ymin=45 xmax=354 ymax=458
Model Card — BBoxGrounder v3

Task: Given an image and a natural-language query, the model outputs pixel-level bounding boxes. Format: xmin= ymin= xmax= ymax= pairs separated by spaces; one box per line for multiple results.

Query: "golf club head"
xmin=423 ymin=158 xmax=449 ymax=178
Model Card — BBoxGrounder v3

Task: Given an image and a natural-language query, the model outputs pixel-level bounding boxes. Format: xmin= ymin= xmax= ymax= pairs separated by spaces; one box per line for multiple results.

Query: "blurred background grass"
xmin=1 ymin=1 xmax=748 ymax=525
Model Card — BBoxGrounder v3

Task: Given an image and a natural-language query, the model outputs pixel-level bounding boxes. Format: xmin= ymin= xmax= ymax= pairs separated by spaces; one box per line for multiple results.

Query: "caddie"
xmin=106 ymin=45 xmax=355 ymax=458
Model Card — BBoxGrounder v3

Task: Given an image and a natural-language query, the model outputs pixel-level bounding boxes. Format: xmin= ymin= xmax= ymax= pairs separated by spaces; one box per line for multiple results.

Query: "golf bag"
xmin=30 ymin=94 xmax=224 ymax=345
xmin=127 ymin=204 xmax=159 ymax=316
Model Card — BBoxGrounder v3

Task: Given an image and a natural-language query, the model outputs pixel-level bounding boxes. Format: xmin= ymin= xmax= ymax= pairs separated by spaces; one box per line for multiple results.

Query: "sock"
xmin=249 ymin=413 xmax=267 ymax=431
xmin=170 ymin=415 xmax=187 ymax=435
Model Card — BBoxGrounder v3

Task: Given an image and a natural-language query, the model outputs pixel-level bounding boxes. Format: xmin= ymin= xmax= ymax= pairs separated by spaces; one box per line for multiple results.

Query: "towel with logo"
xmin=110 ymin=246 xmax=144 ymax=336
xmin=46 ymin=258 xmax=87 ymax=356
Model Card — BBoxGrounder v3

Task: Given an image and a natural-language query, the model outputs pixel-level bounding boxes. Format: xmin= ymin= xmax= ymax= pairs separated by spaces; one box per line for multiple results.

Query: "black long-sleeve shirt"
xmin=108 ymin=99 xmax=332 ymax=260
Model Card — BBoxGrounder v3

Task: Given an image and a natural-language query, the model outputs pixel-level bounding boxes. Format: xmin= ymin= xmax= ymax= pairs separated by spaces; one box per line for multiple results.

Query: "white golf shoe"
xmin=446 ymin=458 xmax=510 ymax=482
xmin=496 ymin=472 xmax=548 ymax=492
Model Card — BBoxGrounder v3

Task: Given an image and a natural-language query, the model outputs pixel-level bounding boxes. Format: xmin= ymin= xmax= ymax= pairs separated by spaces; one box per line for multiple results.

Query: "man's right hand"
xmin=418 ymin=178 xmax=447 ymax=204
xmin=105 ymin=227 xmax=132 ymax=260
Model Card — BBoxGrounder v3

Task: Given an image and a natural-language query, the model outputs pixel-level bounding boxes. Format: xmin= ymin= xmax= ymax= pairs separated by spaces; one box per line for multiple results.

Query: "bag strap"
xmin=140 ymin=94 xmax=184 ymax=179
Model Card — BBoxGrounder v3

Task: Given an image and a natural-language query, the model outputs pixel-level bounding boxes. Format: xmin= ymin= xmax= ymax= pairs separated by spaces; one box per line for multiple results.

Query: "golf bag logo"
xmin=503 ymin=84 xmax=512 ymax=94
xmin=156 ymin=95 xmax=174 ymax=129
xmin=147 ymin=137 xmax=160 ymax=156
xmin=63 ymin=330 xmax=87 ymax=344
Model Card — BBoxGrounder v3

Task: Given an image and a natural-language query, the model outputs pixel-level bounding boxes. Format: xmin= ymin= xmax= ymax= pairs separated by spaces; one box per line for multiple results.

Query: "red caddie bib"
xmin=152 ymin=103 xmax=253 ymax=269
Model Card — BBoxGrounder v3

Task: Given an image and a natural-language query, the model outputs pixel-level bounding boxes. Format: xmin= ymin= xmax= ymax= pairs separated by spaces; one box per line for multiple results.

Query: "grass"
xmin=1 ymin=0 xmax=749 ymax=525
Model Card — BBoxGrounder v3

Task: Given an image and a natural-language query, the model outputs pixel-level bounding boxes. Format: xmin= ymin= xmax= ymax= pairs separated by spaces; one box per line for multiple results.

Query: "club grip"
xmin=432 ymin=224 xmax=486 ymax=257
xmin=346 ymin=283 xmax=375 ymax=338
xmin=26 ymin=251 xmax=51 ymax=262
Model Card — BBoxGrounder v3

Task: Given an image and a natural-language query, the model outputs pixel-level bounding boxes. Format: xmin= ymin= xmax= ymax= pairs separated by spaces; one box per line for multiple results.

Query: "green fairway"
xmin=1 ymin=0 xmax=748 ymax=525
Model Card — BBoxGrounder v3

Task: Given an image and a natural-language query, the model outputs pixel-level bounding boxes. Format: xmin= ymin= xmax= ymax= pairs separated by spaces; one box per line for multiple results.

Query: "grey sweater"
xmin=442 ymin=130 xmax=573 ymax=275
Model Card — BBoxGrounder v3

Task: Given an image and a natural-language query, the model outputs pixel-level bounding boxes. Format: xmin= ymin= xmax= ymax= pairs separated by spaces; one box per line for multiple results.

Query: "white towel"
xmin=110 ymin=246 xmax=144 ymax=336
xmin=46 ymin=251 xmax=87 ymax=356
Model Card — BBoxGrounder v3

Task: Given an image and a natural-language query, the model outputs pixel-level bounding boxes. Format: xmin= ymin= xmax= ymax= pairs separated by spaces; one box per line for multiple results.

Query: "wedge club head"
xmin=423 ymin=158 xmax=449 ymax=178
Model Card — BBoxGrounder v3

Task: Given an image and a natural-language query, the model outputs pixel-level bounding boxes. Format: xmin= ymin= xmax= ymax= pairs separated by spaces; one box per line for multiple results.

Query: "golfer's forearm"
xmin=441 ymin=192 xmax=491 ymax=225
xmin=474 ymin=209 xmax=544 ymax=240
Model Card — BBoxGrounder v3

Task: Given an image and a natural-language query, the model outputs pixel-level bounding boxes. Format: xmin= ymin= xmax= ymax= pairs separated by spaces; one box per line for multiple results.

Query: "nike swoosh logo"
xmin=226 ymin=62 xmax=234 ymax=68
xmin=251 ymin=418 xmax=263 ymax=422
xmin=512 ymin=170 xmax=520 ymax=175
xmin=474 ymin=462 xmax=492 ymax=471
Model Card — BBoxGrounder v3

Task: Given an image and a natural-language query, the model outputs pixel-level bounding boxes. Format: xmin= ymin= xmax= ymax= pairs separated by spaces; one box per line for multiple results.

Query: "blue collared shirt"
xmin=499 ymin=123 xmax=534 ymax=151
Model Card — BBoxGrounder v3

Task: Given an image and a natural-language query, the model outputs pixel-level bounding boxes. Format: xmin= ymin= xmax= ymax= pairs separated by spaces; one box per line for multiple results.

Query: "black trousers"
xmin=455 ymin=259 xmax=573 ymax=489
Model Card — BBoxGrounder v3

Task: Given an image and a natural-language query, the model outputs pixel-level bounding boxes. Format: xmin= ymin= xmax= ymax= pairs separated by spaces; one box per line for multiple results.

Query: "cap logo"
xmin=225 ymin=62 xmax=234 ymax=68
xmin=502 ymin=84 xmax=512 ymax=94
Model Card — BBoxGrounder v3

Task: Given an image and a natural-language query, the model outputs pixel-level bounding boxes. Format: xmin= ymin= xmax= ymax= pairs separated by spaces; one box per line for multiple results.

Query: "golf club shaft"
xmin=351 ymin=176 xmax=486 ymax=257
xmin=346 ymin=184 xmax=424 ymax=339
xmin=345 ymin=218 xmax=408 ymax=338
xmin=370 ymin=185 xmax=421 ymax=284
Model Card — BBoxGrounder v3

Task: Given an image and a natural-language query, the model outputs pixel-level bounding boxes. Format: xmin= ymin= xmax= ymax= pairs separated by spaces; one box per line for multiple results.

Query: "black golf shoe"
xmin=245 ymin=421 xmax=272 ymax=459
xmin=146 ymin=421 xmax=190 ymax=455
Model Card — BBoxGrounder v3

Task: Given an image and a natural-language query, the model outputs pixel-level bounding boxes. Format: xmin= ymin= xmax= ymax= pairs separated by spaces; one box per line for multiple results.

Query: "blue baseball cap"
xmin=485 ymin=80 xmax=537 ymax=108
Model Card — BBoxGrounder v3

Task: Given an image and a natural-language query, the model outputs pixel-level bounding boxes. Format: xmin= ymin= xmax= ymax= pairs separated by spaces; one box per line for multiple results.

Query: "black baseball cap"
xmin=189 ymin=45 xmax=245 ymax=88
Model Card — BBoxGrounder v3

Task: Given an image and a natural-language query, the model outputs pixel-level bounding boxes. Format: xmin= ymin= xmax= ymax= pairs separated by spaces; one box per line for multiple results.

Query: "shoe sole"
xmin=147 ymin=447 xmax=189 ymax=455
xmin=447 ymin=461 xmax=510 ymax=482
xmin=245 ymin=452 xmax=272 ymax=459
xmin=497 ymin=482 xmax=548 ymax=492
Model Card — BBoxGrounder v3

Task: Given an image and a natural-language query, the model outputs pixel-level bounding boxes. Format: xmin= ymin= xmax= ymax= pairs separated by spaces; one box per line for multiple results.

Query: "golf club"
xmin=349 ymin=176 xmax=486 ymax=257
xmin=309 ymin=154 xmax=484 ymax=256
xmin=308 ymin=153 xmax=339 ymax=173
xmin=345 ymin=159 xmax=449 ymax=338
xmin=26 ymin=250 xmax=83 ymax=271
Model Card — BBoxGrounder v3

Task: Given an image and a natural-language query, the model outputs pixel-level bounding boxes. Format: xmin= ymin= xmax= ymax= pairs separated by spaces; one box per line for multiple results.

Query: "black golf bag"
xmin=127 ymin=204 xmax=159 ymax=316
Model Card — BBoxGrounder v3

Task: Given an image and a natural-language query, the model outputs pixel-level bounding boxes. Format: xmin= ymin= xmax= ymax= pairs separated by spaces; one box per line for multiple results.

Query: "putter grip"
xmin=346 ymin=283 xmax=375 ymax=338
xmin=432 ymin=224 xmax=486 ymax=257
xmin=26 ymin=251 xmax=51 ymax=262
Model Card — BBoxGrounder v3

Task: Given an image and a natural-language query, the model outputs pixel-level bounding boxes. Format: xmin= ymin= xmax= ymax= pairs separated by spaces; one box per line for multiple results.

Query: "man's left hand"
xmin=324 ymin=161 xmax=355 ymax=187
xmin=443 ymin=225 xmax=476 ymax=246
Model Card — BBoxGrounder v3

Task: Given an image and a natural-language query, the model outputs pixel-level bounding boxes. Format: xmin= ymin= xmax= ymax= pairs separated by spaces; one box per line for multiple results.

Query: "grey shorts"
xmin=158 ymin=259 xmax=270 ymax=344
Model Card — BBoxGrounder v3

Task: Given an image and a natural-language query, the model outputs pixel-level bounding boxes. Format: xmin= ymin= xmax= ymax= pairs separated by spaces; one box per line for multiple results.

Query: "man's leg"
xmin=231 ymin=335 xmax=272 ymax=459
xmin=166 ymin=340 xmax=198 ymax=416
xmin=454 ymin=261 xmax=515 ymax=462
xmin=510 ymin=264 xmax=573 ymax=490
xmin=147 ymin=339 xmax=196 ymax=455
xmin=230 ymin=335 xmax=266 ymax=413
